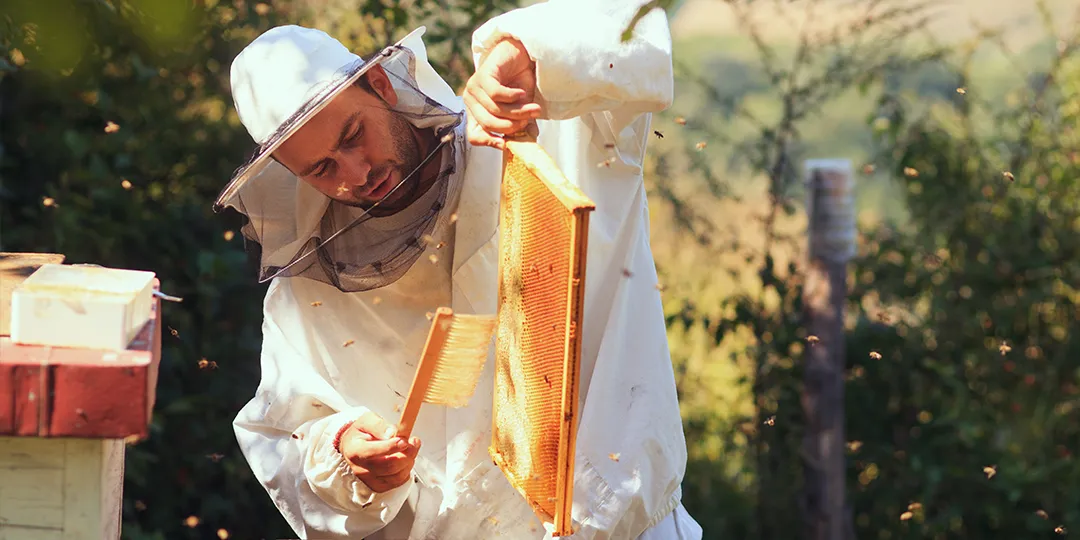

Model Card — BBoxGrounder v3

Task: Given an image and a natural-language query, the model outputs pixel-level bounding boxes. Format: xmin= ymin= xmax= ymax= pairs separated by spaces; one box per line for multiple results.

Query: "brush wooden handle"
xmin=397 ymin=307 xmax=454 ymax=440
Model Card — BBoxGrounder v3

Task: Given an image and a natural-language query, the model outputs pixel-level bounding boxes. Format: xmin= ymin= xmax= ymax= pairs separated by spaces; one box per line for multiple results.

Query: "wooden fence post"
xmin=801 ymin=160 xmax=856 ymax=540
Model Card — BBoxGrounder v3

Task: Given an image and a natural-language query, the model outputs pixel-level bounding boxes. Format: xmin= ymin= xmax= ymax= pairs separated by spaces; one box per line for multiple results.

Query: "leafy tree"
xmin=654 ymin=0 xmax=1080 ymax=537
xmin=2 ymin=1 xmax=513 ymax=538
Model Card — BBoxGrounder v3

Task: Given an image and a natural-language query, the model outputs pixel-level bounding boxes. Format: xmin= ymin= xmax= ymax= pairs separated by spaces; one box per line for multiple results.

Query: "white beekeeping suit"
xmin=226 ymin=1 xmax=703 ymax=538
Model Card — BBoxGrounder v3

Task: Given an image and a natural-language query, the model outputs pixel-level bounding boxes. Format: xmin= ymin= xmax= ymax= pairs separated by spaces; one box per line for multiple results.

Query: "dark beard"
xmin=348 ymin=118 xmax=438 ymax=216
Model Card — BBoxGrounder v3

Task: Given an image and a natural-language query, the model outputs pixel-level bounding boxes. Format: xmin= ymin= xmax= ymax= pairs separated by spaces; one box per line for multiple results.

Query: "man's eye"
xmin=313 ymin=163 xmax=330 ymax=178
xmin=345 ymin=122 xmax=364 ymax=146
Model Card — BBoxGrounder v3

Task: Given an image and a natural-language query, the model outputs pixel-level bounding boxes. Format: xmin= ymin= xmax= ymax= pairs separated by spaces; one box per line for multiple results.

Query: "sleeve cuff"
xmin=303 ymin=407 xmax=413 ymax=515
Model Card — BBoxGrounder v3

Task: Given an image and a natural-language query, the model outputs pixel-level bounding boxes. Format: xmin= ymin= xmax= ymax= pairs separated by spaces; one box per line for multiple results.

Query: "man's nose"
xmin=338 ymin=151 xmax=372 ymax=187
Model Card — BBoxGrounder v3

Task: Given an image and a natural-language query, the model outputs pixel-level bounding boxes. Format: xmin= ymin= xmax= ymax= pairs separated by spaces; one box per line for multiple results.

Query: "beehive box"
xmin=0 ymin=438 xmax=126 ymax=540
xmin=10 ymin=263 xmax=157 ymax=351
xmin=0 ymin=253 xmax=162 ymax=540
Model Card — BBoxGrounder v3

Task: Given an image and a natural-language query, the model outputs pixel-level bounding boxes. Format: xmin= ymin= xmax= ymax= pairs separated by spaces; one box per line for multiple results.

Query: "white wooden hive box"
xmin=10 ymin=264 xmax=156 ymax=351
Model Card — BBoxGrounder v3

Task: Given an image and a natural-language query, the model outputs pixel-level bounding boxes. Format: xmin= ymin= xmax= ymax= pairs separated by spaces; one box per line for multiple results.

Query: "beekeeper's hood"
xmin=213 ymin=25 xmax=465 ymax=292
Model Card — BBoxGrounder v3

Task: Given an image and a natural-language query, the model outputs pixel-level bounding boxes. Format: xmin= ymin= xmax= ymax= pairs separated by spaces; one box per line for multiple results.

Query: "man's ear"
xmin=365 ymin=65 xmax=398 ymax=107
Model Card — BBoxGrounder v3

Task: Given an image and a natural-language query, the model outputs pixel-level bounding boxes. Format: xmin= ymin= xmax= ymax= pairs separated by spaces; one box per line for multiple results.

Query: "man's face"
xmin=274 ymin=66 xmax=423 ymax=209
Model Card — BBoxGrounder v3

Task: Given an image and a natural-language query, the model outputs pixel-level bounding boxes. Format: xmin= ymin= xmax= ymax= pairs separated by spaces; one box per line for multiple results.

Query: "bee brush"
xmin=396 ymin=307 xmax=497 ymax=439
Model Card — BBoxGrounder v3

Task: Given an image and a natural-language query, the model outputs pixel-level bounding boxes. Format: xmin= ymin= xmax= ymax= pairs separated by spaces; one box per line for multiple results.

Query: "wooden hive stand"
xmin=0 ymin=253 xmax=163 ymax=540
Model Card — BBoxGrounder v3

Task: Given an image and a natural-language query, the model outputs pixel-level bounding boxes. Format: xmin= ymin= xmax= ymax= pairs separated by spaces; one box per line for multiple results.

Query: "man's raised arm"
xmin=470 ymin=0 xmax=674 ymax=122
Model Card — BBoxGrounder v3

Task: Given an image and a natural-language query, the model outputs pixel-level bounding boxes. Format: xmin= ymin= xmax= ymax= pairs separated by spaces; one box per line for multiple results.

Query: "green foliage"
xmin=1 ymin=1 xmax=512 ymax=538
xmin=841 ymin=49 xmax=1080 ymax=538
xmin=653 ymin=1 xmax=1080 ymax=538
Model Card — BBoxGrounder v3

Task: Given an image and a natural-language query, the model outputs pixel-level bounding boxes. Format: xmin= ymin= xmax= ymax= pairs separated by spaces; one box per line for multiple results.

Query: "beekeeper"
xmin=214 ymin=1 xmax=700 ymax=538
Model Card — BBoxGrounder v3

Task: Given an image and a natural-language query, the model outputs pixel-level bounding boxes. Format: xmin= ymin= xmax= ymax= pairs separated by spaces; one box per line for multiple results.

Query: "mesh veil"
xmin=217 ymin=39 xmax=465 ymax=292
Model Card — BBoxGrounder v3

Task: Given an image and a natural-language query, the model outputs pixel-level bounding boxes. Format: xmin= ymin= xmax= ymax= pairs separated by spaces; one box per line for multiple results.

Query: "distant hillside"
xmin=671 ymin=0 xmax=1075 ymax=49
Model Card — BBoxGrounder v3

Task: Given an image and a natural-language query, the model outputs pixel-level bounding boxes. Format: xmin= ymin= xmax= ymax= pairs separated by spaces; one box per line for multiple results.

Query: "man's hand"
xmin=464 ymin=37 xmax=541 ymax=149
xmin=338 ymin=411 xmax=421 ymax=493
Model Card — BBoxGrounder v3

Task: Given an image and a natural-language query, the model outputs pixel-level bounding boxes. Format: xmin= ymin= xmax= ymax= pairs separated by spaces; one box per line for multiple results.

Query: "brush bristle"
xmin=423 ymin=313 xmax=497 ymax=407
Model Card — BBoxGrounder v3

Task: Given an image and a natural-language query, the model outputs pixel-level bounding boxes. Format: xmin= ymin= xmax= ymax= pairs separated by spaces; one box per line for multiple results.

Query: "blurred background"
xmin=1 ymin=0 xmax=1078 ymax=538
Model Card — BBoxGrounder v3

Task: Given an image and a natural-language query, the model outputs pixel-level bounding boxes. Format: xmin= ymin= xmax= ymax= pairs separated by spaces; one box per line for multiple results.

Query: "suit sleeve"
xmin=471 ymin=0 xmax=674 ymax=125
xmin=232 ymin=279 xmax=412 ymax=539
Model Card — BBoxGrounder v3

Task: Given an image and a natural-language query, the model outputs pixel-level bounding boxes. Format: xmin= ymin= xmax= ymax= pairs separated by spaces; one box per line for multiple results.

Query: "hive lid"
xmin=17 ymin=263 xmax=156 ymax=298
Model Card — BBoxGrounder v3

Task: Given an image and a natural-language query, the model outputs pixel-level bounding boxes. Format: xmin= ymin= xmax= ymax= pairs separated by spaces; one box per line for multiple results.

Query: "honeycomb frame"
xmin=489 ymin=139 xmax=594 ymax=537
